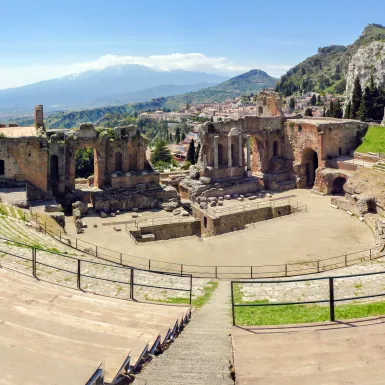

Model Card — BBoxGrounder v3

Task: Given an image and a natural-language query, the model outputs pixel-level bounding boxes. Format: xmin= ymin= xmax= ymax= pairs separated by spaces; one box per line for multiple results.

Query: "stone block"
xmin=224 ymin=195 xmax=231 ymax=200
xmin=200 ymin=177 xmax=211 ymax=184
xmin=116 ymin=210 xmax=121 ymax=215
xmin=114 ymin=226 xmax=122 ymax=231
xmin=100 ymin=211 xmax=107 ymax=218
xmin=210 ymin=201 xmax=217 ymax=207
xmin=110 ymin=212 xmax=116 ymax=217
xmin=248 ymin=196 xmax=257 ymax=200
xmin=200 ymin=202 xmax=208 ymax=209
xmin=237 ymin=197 xmax=244 ymax=201
xmin=217 ymin=201 xmax=223 ymax=206
xmin=132 ymin=213 xmax=138 ymax=218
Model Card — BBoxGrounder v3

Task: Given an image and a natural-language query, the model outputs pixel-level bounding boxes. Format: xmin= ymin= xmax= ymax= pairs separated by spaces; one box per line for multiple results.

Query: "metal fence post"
xmin=370 ymin=248 xmax=372 ymax=260
xmin=231 ymin=282 xmax=235 ymax=326
xmin=148 ymin=260 xmax=151 ymax=271
xmin=344 ymin=255 xmax=348 ymax=267
xmin=59 ymin=231 xmax=61 ymax=242
xmin=215 ymin=266 xmax=218 ymax=279
xmin=95 ymin=246 xmax=98 ymax=258
xmin=120 ymin=253 xmax=123 ymax=265
xmin=285 ymin=264 xmax=288 ymax=277
xmin=130 ymin=269 xmax=134 ymax=300
xmin=75 ymin=238 xmax=78 ymax=250
xmin=317 ymin=260 xmax=320 ymax=273
xmin=189 ymin=275 xmax=192 ymax=305
xmin=77 ymin=259 xmax=81 ymax=289
xmin=32 ymin=248 xmax=36 ymax=277
xmin=180 ymin=264 xmax=183 ymax=276
xmin=250 ymin=266 xmax=253 ymax=279
xmin=329 ymin=277 xmax=335 ymax=322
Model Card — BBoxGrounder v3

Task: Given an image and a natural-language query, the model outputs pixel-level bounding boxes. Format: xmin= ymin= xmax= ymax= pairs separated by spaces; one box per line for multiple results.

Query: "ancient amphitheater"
xmin=0 ymin=95 xmax=385 ymax=384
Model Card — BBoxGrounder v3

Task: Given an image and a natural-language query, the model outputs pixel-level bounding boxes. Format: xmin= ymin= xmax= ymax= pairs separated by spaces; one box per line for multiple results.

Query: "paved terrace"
xmin=232 ymin=317 xmax=385 ymax=385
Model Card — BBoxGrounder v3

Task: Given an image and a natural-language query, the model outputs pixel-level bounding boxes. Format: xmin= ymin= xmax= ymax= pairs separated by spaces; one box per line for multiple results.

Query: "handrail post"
xmin=215 ymin=266 xmax=218 ymax=279
xmin=317 ymin=260 xmax=320 ymax=273
xmin=329 ymin=277 xmax=335 ymax=322
xmin=75 ymin=238 xmax=78 ymax=250
xmin=32 ymin=247 xmax=36 ymax=277
xmin=59 ymin=230 xmax=61 ymax=242
xmin=149 ymin=260 xmax=151 ymax=271
xmin=285 ymin=264 xmax=288 ymax=277
xmin=95 ymin=246 xmax=98 ymax=258
xmin=130 ymin=269 xmax=134 ymax=300
xmin=77 ymin=259 xmax=81 ymax=289
xmin=180 ymin=264 xmax=183 ymax=276
xmin=231 ymin=282 xmax=235 ymax=326
xmin=250 ymin=266 xmax=253 ymax=279
xmin=370 ymin=248 xmax=372 ymax=260
xmin=44 ymin=222 xmax=47 ymax=234
xmin=189 ymin=275 xmax=192 ymax=305
xmin=120 ymin=253 xmax=123 ymax=265
xmin=344 ymin=255 xmax=347 ymax=267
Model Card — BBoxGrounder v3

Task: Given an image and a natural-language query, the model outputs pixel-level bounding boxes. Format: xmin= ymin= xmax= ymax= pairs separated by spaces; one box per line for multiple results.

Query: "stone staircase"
xmin=373 ymin=160 xmax=385 ymax=173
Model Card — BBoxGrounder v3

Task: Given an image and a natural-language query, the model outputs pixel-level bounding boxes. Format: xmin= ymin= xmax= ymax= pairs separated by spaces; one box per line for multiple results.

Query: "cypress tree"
xmin=181 ymin=132 xmax=186 ymax=141
xmin=169 ymin=132 xmax=173 ymax=142
xmin=194 ymin=143 xmax=201 ymax=164
xmin=357 ymin=94 xmax=368 ymax=121
xmin=310 ymin=94 xmax=317 ymax=106
xmin=175 ymin=127 xmax=181 ymax=143
xmin=344 ymin=102 xmax=352 ymax=119
xmin=351 ymin=77 xmax=362 ymax=119
xmin=334 ymin=99 xmax=343 ymax=118
xmin=329 ymin=100 xmax=335 ymax=117
xmin=187 ymin=139 xmax=195 ymax=164
xmin=289 ymin=97 xmax=295 ymax=109
xmin=317 ymin=95 xmax=321 ymax=104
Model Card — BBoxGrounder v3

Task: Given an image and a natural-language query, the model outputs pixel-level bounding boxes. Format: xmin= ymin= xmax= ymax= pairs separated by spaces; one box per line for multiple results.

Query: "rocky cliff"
xmin=346 ymin=41 xmax=385 ymax=102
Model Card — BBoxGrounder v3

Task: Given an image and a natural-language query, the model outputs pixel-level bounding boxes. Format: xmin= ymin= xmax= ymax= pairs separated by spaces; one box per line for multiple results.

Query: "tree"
xmin=351 ymin=77 xmax=362 ymax=119
xmin=181 ymin=132 xmax=186 ymax=141
xmin=289 ymin=97 xmax=295 ymax=109
xmin=194 ymin=143 xmax=201 ymax=164
xmin=344 ymin=101 xmax=352 ymax=119
xmin=187 ymin=139 xmax=195 ymax=164
xmin=175 ymin=127 xmax=181 ymax=143
xmin=334 ymin=99 xmax=343 ymax=118
xmin=75 ymin=148 xmax=94 ymax=178
xmin=310 ymin=94 xmax=317 ymax=106
xmin=317 ymin=95 xmax=322 ymax=105
xmin=151 ymin=139 xmax=172 ymax=164
xmin=357 ymin=94 xmax=368 ymax=121
xmin=169 ymin=132 xmax=173 ymax=142
xmin=305 ymin=107 xmax=313 ymax=117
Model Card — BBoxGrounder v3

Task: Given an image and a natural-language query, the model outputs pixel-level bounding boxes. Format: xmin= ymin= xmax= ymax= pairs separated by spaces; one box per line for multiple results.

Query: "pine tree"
xmin=310 ymin=94 xmax=317 ymax=106
xmin=187 ymin=139 xmax=195 ymax=164
xmin=175 ymin=127 xmax=181 ymax=143
xmin=351 ymin=77 xmax=363 ymax=119
xmin=194 ymin=143 xmax=201 ymax=164
xmin=151 ymin=139 xmax=172 ymax=164
xmin=289 ymin=97 xmax=295 ymax=109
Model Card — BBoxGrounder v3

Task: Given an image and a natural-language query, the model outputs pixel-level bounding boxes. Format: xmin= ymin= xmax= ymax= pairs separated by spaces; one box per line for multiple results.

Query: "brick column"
xmin=214 ymin=136 xmax=219 ymax=169
xmin=228 ymin=136 xmax=232 ymax=168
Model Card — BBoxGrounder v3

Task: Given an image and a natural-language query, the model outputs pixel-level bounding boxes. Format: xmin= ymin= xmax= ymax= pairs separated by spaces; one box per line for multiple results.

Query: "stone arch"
xmin=302 ymin=148 xmax=318 ymax=187
xmin=50 ymin=155 xmax=59 ymax=180
xmin=115 ymin=151 xmax=123 ymax=172
xmin=331 ymin=176 xmax=346 ymax=195
xmin=273 ymin=140 xmax=279 ymax=157
xmin=0 ymin=159 xmax=4 ymax=175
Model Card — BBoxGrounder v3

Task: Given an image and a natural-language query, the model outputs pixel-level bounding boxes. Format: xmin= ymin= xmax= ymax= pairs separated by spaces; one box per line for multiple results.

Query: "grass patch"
xmin=233 ymin=284 xmax=385 ymax=326
xmin=356 ymin=126 xmax=385 ymax=154
xmin=150 ymin=281 xmax=219 ymax=308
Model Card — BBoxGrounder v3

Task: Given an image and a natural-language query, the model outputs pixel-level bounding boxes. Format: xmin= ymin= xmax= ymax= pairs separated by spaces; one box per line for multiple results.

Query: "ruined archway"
xmin=302 ymin=148 xmax=318 ymax=187
xmin=115 ymin=151 xmax=123 ymax=172
xmin=0 ymin=159 xmax=4 ymax=176
xmin=331 ymin=177 xmax=346 ymax=195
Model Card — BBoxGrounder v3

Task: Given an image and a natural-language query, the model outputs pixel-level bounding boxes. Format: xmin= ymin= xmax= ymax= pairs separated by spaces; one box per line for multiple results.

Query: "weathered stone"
xmin=161 ymin=201 xmax=180 ymax=212
xmin=224 ymin=195 xmax=231 ymax=200
xmin=116 ymin=210 xmax=121 ymax=215
xmin=113 ymin=226 xmax=121 ymax=231
xmin=199 ymin=177 xmax=211 ymax=185
xmin=248 ymin=196 xmax=257 ymax=200
xmin=100 ymin=211 xmax=107 ymax=218
xmin=200 ymin=202 xmax=208 ymax=209
xmin=110 ymin=212 xmax=116 ymax=217
xmin=189 ymin=166 xmax=200 ymax=179
xmin=210 ymin=201 xmax=217 ymax=207
xmin=237 ymin=197 xmax=244 ymax=201
xmin=132 ymin=213 xmax=138 ymax=218
xmin=217 ymin=201 xmax=223 ymax=206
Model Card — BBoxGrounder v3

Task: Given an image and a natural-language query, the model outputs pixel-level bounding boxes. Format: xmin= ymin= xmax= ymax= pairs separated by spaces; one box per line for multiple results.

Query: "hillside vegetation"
xmin=356 ymin=126 xmax=385 ymax=153
xmin=276 ymin=24 xmax=385 ymax=96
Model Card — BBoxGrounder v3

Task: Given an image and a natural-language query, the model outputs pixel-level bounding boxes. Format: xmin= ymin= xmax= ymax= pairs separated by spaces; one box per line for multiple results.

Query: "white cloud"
xmin=0 ymin=53 xmax=290 ymax=89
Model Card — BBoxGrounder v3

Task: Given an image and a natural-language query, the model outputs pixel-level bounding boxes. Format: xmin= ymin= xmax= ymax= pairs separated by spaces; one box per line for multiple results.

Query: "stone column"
xmin=227 ymin=136 xmax=232 ymax=168
xmin=246 ymin=135 xmax=251 ymax=170
xmin=203 ymin=154 xmax=208 ymax=170
xmin=214 ymin=136 xmax=219 ymax=169
xmin=238 ymin=133 xmax=243 ymax=167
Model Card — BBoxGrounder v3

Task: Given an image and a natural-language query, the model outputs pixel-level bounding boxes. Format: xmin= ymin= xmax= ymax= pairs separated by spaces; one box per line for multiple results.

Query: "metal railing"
xmin=28 ymin=208 xmax=382 ymax=279
xmin=231 ymin=264 xmax=385 ymax=326
xmin=0 ymin=236 xmax=193 ymax=304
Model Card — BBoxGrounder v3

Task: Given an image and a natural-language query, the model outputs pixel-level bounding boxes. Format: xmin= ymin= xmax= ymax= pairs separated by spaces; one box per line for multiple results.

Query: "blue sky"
xmin=0 ymin=0 xmax=384 ymax=88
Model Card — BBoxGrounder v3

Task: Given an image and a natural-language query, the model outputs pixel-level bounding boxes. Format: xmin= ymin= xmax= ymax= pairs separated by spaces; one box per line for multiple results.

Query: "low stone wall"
xmin=135 ymin=219 xmax=201 ymax=241
xmin=110 ymin=171 xmax=160 ymax=189
xmin=354 ymin=152 xmax=380 ymax=163
xmin=194 ymin=204 xmax=292 ymax=237
xmin=324 ymin=160 xmax=358 ymax=171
